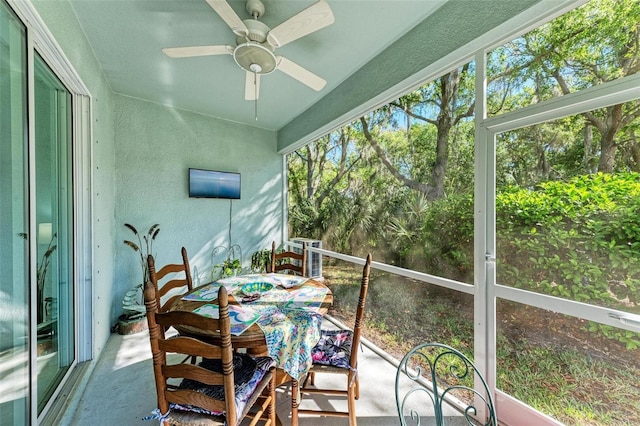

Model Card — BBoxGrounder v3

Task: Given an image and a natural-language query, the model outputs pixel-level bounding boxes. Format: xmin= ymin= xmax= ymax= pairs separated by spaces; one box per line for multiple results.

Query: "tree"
xmin=360 ymin=62 xmax=476 ymax=200
xmin=288 ymin=125 xmax=376 ymax=251
xmin=489 ymin=0 xmax=640 ymax=173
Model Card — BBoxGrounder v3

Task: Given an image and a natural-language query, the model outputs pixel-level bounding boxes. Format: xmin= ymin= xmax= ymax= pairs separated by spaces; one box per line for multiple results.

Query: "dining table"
xmin=169 ymin=272 xmax=333 ymax=384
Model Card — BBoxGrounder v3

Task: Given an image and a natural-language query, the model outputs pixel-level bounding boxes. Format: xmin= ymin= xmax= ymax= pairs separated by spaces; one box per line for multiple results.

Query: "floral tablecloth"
xmin=255 ymin=306 xmax=322 ymax=380
xmin=186 ymin=274 xmax=327 ymax=380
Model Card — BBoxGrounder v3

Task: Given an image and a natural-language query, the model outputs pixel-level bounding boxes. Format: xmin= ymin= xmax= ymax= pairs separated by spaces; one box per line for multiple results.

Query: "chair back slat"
xmin=160 ymin=277 xmax=192 ymax=293
xmin=158 ymin=337 xmax=224 ymax=360
xmin=156 ymin=263 xmax=187 ymax=279
xmin=148 ymin=247 xmax=193 ymax=312
xmin=155 ymin=310 xmax=221 ymax=331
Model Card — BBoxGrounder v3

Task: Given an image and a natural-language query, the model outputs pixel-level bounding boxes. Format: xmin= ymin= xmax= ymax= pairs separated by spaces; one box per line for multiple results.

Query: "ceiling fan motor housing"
xmin=237 ymin=19 xmax=270 ymax=44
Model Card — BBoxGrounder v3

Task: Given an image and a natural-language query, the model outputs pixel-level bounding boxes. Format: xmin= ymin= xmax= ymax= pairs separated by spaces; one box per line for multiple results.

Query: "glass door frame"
xmin=477 ymin=72 xmax=640 ymax=424
xmin=6 ymin=0 xmax=93 ymax=422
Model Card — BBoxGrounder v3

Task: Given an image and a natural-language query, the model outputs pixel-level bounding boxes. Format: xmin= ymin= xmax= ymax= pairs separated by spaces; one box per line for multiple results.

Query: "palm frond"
xmin=124 ymin=223 xmax=138 ymax=235
xmin=44 ymin=244 xmax=57 ymax=258
xmin=148 ymin=224 xmax=160 ymax=237
xmin=124 ymin=240 xmax=140 ymax=251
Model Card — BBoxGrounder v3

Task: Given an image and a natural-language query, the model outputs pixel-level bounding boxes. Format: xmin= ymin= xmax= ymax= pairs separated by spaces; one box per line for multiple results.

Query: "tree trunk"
xmin=583 ymin=124 xmax=594 ymax=173
xmin=306 ymin=146 xmax=314 ymax=199
xmin=432 ymin=120 xmax=451 ymax=199
xmin=595 ymin=104 xmax=623 ymax=173
xmin=598 ymin=131 xmax=618 ymax=173
xmin=629 ymin=133 xmax=640 ymax=172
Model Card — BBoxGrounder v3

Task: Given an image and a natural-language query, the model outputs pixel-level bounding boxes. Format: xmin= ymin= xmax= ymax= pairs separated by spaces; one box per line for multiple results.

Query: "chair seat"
xmin=311 ymin=329 xmax=354 ymax=370
xmin=164 ymin=409 xmax=226 ymax=426
xmin=169 ymin=355 xmax=274 ymax=424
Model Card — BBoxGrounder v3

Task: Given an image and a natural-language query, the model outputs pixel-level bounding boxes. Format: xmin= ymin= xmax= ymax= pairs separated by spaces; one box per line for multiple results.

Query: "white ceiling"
xmin=68 ymin=0 xmax=446 ymax=130
xmin=68 ymin=0 xmax=544 ymax=134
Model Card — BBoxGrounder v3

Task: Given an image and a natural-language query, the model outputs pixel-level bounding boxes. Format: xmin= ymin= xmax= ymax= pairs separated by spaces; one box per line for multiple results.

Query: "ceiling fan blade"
xmin=267 ymin=0 xmax=334 ymax=48
xmin=276 ymin=56 xmax=326 ymax=91
xmin=205 ymin=0 xmax=248 ymax=37
xmin=162 ymin=45 xmax=232 ymax=58
xmin=245 ymin=71 xmax=261 ymax=100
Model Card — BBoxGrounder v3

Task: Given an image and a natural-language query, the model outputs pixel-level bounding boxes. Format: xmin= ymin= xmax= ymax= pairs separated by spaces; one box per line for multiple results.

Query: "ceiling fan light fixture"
xmin=233 ymin=42 xmax=276 ymax=74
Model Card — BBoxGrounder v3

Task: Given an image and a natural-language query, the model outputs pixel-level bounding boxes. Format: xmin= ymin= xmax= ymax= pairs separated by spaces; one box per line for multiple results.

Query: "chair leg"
xmin=348 ymin=381 xmax=357 ymax=426
xmin=291 ymin=378 xmax=299 ymax=426
xmin=355 ymin=374 xmax=360 ymax=400
xmin=268 ymin=372 xmax=277 ymax=426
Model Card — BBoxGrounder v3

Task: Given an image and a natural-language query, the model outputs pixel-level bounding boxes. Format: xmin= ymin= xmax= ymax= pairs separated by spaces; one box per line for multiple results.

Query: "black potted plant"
xmin=120 ymin=223 xmax=159 ymax=333
xmin=18 ymin=231 xmax=57 ymax=325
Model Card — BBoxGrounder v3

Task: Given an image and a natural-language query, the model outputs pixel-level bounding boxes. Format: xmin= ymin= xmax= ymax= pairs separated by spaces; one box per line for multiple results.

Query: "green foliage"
xmin=493 ymin=172 xmax=640 ymax=357
xmin=489 ymin=0 xmax=640 ymax=105
xmin=211 ymin=244 xmax=243 ymax=279
xmin=588 ymin=322 xmax=640 ymax=350
xmin=389 ymin=173 xmax=640 ymax=347
xmin=250 ymin=248 xmax=272 ymax=273
xmin=213 ymin=258 xmax=242 ymax=279
xmin=420 ymin=192 xmax=474 ymax=282
xmin=497 ymin=173 xmax=640 ymax=312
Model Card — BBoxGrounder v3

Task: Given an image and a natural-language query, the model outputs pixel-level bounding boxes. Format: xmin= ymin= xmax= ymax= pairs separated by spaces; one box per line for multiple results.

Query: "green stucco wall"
xmin=113 ymin=95 xmax=281 ymax=320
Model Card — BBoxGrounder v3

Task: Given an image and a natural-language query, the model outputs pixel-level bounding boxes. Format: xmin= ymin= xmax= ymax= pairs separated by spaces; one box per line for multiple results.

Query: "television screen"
xmin=188 ymin=168 xmax=241 ymax=199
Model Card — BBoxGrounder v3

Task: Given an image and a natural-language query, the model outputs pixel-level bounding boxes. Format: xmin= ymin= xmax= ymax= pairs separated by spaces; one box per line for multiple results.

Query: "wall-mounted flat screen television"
xmin=188 ymin=168 xmax=241 ymax=199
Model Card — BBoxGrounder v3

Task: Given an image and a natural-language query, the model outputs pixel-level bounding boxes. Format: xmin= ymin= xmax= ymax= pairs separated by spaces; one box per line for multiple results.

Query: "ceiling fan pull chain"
xmin=254 ymin=70 xmax=258 ymax=121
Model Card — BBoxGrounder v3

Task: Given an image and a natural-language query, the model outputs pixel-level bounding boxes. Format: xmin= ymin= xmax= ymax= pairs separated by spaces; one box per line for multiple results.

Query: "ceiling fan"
xmin=163 ymin=0 xmax=334 ymax=101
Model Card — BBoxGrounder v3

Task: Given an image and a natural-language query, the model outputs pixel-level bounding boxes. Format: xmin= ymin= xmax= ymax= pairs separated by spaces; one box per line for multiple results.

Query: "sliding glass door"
xmin=34 ymin=52 xmax=74 ymax=413
xmin=0 ymin=3 xmax=28 ymax=424
xmin=1 ymin=1 xmax=75 ymax=421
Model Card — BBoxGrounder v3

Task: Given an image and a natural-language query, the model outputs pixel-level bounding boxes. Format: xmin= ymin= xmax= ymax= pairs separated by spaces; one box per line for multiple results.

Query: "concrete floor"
xmin=60 ymin=319 xmax=465 ymax=425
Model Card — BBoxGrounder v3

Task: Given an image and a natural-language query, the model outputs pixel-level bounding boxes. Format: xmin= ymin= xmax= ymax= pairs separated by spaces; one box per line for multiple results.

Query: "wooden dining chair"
xmin=143 ymin=281 xmax=277 ymax=426
xmin=270 ymin=240 xmax=306 ymax=276
xmin=147 ymin=247 xmax=193 ymax=312
xmin=292 ymin=253 xmax=372 ymax=426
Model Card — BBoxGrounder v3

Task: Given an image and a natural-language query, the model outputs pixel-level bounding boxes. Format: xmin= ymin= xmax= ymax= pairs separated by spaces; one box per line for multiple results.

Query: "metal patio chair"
xmin=395 ymin=342 xmax=497 ymax=426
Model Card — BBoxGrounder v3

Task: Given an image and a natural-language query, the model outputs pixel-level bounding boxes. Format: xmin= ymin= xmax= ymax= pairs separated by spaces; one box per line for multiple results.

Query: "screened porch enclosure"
xmin=2 ymin=0 xmax=639 ymax=425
